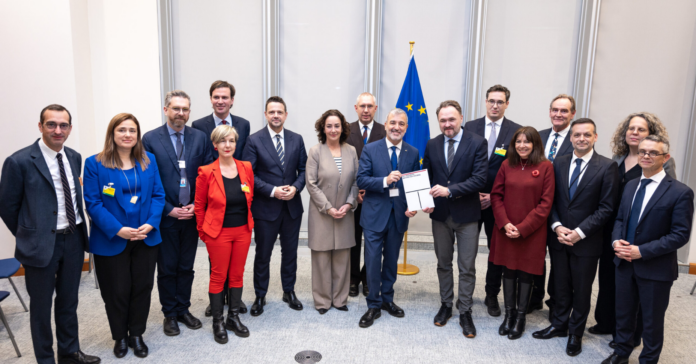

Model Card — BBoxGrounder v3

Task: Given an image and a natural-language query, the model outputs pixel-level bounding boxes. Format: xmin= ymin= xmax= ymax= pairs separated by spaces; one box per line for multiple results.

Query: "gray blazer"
xmin=306 ymin=143 xmax=359 ymax=251
xmin=612 ymin=154 xmax=677 ymax=179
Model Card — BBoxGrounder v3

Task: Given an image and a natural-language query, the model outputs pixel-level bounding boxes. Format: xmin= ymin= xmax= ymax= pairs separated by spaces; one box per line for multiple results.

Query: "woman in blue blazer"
xmin=84 ymin=113 xmax=165 ymax=359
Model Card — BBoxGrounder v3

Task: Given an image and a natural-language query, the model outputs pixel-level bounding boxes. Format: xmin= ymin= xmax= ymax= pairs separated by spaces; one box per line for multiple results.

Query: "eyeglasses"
xmin=638 ymin=150 xmax=667 ymax=158
xmin=486 ymin=100 xmax=506 ymax=107
xmin=171 ymin=107 xmax=190 ymax=114
xmin=44 ymin=122 xmax=71 ymax=131
xmin=551 ymin=108 xmax=571 ymax=115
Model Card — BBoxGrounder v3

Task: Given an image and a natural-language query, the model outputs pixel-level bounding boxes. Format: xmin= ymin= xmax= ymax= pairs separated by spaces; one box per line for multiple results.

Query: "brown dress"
xmin=489 ymin=159 xmax=555 ymax=275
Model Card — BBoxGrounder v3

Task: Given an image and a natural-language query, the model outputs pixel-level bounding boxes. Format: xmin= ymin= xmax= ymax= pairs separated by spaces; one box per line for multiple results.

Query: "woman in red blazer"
xmin=194 ymin=125 xmax=254 ymax=344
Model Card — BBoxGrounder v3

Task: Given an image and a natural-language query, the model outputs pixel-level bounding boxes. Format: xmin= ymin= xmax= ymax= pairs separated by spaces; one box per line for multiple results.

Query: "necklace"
xmin=521 ymin=160 xmax=529 ymax=170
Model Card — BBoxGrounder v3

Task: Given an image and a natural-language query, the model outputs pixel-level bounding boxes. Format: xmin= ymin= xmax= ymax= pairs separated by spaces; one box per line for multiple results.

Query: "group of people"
xmin=0 ymin=81 xmax=692 ymax=364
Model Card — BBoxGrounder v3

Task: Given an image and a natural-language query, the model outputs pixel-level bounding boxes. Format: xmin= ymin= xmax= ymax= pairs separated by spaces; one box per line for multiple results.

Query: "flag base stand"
xmin=397 ymin=231 xmax=419 ymax=275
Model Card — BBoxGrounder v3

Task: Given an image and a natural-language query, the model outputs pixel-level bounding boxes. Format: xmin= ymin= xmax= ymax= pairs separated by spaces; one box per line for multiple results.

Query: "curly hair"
xmin=315 ymin=109 xmax=350 ymax=144
xmin=610 ymin=112 xmax=670 ymax=156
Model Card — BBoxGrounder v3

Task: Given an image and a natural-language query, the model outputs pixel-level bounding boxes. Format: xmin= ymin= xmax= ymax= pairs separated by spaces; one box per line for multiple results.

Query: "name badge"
xmin=389 ymin=188 xmax=399 ymax=197
xmin=180 ymin=178 xmax=187 ymax=187
xmin=494 ymin=147 xmax=506 ymax=157
xmin=130 ymin=196 xmax=138 ymax=204
xmin=103 ymin=183 xmax=115 ymax=197
xmin=178 ymin=160 xmax=186 ymax=169
xmin=241 ymin=183 xmax=250 ymax=193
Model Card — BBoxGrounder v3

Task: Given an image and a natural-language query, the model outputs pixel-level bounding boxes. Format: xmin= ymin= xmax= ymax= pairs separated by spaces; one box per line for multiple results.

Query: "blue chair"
xmin=0 ymin=290 xmax=21 ymax=357
xmin=0 ymin=258 xmax=28 ymax=312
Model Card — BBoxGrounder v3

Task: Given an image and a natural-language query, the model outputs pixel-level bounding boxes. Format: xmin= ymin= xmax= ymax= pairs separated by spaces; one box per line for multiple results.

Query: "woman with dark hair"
xmin=83 ymin=113 xmax=165 ymax=359
xmin=489 ymin=126 xmax=555 ymax=340
xmin=306 ymin=109 xmax=359 ymax=314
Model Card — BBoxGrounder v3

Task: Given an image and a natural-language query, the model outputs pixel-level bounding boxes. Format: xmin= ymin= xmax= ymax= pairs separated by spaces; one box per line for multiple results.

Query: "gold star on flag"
xmin=405 ymin=103 xmax=413 ymax=111
xmin=418 ymin=106 xmax=426 ymax=115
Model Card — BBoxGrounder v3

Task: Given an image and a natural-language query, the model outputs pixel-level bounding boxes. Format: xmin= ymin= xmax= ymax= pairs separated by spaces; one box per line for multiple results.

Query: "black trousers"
xmin=549 ymin=248 xmax=599 ymax=336
xmin=595 ymin=231 xmax=617 ymax=333
xmin=532 ymin=229 xmax=555 ymax=307
xmin=479 ymin=207 xmax=503 ymax=297
xmin=94 ymin=241 xmax=159 ymax=341
xmin=157 ymin=218 xmax=199 ymax=317
xmin=24 ymin=227 xmax=85 ymax=364
xmin=350 ymin=203 xmax=367 ymax=285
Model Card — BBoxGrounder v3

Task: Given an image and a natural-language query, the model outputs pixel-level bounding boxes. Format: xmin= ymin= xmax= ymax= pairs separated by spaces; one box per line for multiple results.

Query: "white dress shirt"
xmin=268 ymin=125 xmax=286 ymax=197
xmin=359 ymin=120 xmax=374 ymax=142
xmin=485 ymin=116 xmax=503 ymax=149
xmin=443 ymin=128 xmax=463 ymax=163
xmin=551 ymin=149 xmax=594 ymax=238
xmin=544 ymin=124 xmax=570 ymax=158
xmin=383 ymin=138 xmax=402 ymax=188
xmin=38 ymin=139 xmax=83 ymax=229
xmin=213 ymin=113 xmax=233 ymax=127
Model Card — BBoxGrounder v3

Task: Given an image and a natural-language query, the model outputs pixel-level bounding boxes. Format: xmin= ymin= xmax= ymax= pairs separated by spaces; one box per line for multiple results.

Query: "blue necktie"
xmin=548 ymin=133 xmax=559 ymax=162
xmin=625 ymin=179 xmax=653 ymax=244
xmin=390 ymin=146 xmax=398 ymax=171
xmin=363 ymin=126 xmax=368 ymax=145
xmin=568 ymin=159 xmax=583 ymax=200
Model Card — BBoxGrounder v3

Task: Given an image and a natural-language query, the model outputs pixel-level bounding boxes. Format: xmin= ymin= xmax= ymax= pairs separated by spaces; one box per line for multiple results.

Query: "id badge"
xmin=389 ymin=188 xmax=399 ymax=197
xmin=180 ymin=178 xmax=187 ymax=187
xmin=130 ymin=196 xmax=138 ymax=204
xmin=102 ymin=183 xmax=115 ymax=197
xmin=178 ymin=160 xmax=186 ymax=169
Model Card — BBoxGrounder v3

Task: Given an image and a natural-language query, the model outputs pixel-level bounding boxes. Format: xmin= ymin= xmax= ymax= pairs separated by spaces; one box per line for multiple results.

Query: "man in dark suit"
xmin=345 ymin=92 xmax=386 ymax=298
xmin=602 ymin=135 xmax=694 ymax=364
xmin=0 ymin=105 xmax=100 ymax=364
xmin=536 ymin=93 xmax=577 ymax=316
xmin=242 ymin=96 xmax=307 ymax=316
xmin=143 ymin=90 xmax=214 ymax=337
xmin=356 ymin=108 xmax=421 ymax=328
xmin=423 ymin=100 xmax=487 ymax=338
xmin=192 ymin=80 xmax=250 ymax=160
xmin=464 ymin=84 xmax=521 ymax=317
xmin=532 ymin=118 xmax=619 ymax=357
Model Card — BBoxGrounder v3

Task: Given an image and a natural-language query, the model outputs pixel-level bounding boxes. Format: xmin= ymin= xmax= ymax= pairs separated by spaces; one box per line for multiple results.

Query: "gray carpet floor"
xmin=1 ymin=246 xmax=695 ymax=363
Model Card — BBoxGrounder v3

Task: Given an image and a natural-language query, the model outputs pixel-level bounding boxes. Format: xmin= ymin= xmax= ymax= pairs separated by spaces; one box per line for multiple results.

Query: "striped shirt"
xmin=334 ymin=157 xmax=342 ymax=174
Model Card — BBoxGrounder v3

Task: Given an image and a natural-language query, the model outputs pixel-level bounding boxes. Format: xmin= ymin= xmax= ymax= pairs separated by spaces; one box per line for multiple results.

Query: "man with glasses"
xmin=143 ymin=90 xmax=214 ymax=336
xmin=0 ymin=105 xmax=101 ymax=364
xmin=464 ymin=85 xmax=521 ymax=317
xmin=602 ymin=135 xmax=693 ymax=364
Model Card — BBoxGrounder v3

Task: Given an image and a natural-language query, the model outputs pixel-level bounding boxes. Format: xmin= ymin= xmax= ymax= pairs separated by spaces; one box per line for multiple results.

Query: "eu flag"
xmin=396 ymin=54 xmax=429 ymax=167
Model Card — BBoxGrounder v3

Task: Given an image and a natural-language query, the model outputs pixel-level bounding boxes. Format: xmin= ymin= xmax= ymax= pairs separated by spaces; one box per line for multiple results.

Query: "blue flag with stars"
xmin=396 ymin=54 xmax=429 ymax=167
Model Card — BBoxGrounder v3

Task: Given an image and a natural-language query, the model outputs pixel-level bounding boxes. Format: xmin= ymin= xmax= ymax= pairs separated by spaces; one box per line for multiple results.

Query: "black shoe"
xmin=588 ymin=325 xmax=612 ymax=335
xmin=317 ymin=308 xmax=329 ymax=314
xmin=58 ymin=350 xmax=102 ymax=364
xmin=205 ymin=304 xmax=212 ymax=317
xmin=459 ymin=311 xmax=477 ymax=338
xmin=250 ymin=296 xmax=266 ymax=316
xmin=532 ymin=325 xmax=568 ymax=339
xmin=226 ymin=287 xmax=250 ymax=337
xmin=349 ymin=283 xmax=359 ymax=297
xmin=359 ymin=308 xmax=381 ymax=328
xmin=163 ymin=316 xmax=180 ymax=336
xmin=210 ymin=292 xmax=228 ymax=344
xmin=362 ymin=283 xmax=369 ymax=297
xmin=509 ymin=281 xmax=533 ymax=340
xmin=609 ymin=340 xmax=617 ymax=349
xmin=332 ymin=304 xmax=348 ymax=311
xmin=527 ymin=300 xmax=543 ymax=314
xmin=484 ymin=295 xmax=501 ymax=317
xmin=381 ymin=302 xmax=405 ymax=318
xmin=177 ymin=312 xmax=202 ymax=330
xmin=601 ymin=353 xmax=629 ymax=364
xmin=566 ymin=335 xmax=582 ymax=356
xmin=112 ymin=338 xmax=128 ymax=358
xmin=283 ymin=291 xmax=304 ymax=311
xmin=127 ymin=336 xmax=148 ymax=358
xmin=499 ymin=278 xmax=517 ymax=336
xmin=434 ymin=303 xmax=452 ymax=326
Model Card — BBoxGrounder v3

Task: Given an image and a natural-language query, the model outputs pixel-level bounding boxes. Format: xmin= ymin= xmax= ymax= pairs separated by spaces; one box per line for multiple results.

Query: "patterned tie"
xmin=55 ymin=153 xmax=76 ymax=233
xmin=447 ymin=139 xmax=455 ymax=173
xmin=488 ymin=122 xmax=497 ymax=159
xmin=363 ymin=126 xmax=368 ymax=145
xmin=625 ymin=179 xmax=653 ymax=244
xmin=390 ymin=146 xmax=398 ymax=171
xmin=568 ymin=159 xmax=583 ymax=200
xmin=548 ymin=133 xmax=559 ymax=162
xmin=276 ymin=134 xmax=285 ymax=168
xmin=175 ymin=132 xmax=190 ymax=205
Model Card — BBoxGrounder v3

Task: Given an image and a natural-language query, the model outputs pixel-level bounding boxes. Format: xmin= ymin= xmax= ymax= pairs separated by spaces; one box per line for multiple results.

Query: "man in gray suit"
xmin=0 ymin=105 xmax=100 ymax=364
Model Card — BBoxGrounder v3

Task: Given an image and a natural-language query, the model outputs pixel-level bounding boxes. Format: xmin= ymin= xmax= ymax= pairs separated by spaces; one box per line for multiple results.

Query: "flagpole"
xmin=398 ymin=41 xmax=419 ymax=276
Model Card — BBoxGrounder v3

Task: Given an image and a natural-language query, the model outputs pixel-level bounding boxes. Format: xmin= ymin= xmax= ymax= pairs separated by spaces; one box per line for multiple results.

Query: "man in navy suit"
xmin=602 ymin=135 xmax=694 ymax=364
xmin=242 ymin=96 xmax=307 ymax=316
xmin=192 ymin=80 xmax=250 ymax=160
xmin=143 ymin=90 xmax=214 ymax=337
xmin=357 ymin=108 xmax=421 ymax=328
xmin=423 ymin=100 xmax=487 ymax=337
xmin=0 ymin=105 xmax=100 ymax=364
xmin=464 ymin=84 xmax=521 ymax=317
xmin=532 ymin=118 xmax=619 ymax=357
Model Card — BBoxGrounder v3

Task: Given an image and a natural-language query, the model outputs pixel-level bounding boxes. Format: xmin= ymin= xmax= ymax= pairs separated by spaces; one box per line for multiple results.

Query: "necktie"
xmin=390 ymin=146 xmax=398 ymax=171
xmin=221 ymin=120 xmax=227 ymax=125
xmin=568 ymin=158 xmax=583 ymax=200
xmin=625 ymin=179 xmax=653 ymax=244
xmin=276 ymin=134 xmax=285 ymax=168
xmin=55 ymin=153 xmax=77 ymax=233
xmin=488 ymin=122 xmax=497 ymax=159
xmin=447 ymin=139 xmax=455 ymax=173
xmin=175 ymin=132 xmax=190 ymax=205
xmin=363 ymin=126 xmax=368 ymax=145
xmin=548 ymin=133 xmax=559 ymax=162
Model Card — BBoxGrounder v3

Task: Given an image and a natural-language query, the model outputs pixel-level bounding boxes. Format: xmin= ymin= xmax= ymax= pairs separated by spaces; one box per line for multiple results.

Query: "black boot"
xmin=499 ymin=277 xmax=517 ymax=336
xmin=509 ymin=281 xmax=533 ymax=340
xmin=226 ymin=287 xmax=250 ymax=338
xmin=209 ymin=292 xmax=228 ymax=344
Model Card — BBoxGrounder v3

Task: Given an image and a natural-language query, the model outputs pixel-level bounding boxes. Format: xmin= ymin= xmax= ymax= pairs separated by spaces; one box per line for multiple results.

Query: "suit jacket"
xmin=242 ymin=127 xmax=307 ymax=221
xmin=83 ymin=152 xmax=166 ymax=256
xmin=550 ymin=152 xmax=619 ymax=256
xmin=612 ymin=174 xmax=694 ymax=281
xmin=422 ymin=129 xmax=488 ymax=224
xmin=346 ymin=120 xmax=387 ymax=158
xmin=306 ymin=143 xmax=359 ymax=251
xmin=194 ymin=159 xmax=254 ymax=240
xmin=192 ymin=113 xmax=250 ymax=160
xmin=539 ymin=127 xmax=573 ymax=160
xmin=357 ymin=139 xmax=420 ymax=234
xmin=0 ymin=140 xmax=90 ymax=268
xmin=142 ymin=124 xmax=214 ymax=228
xmin=464 ymin=116 xmax=521 ymax=193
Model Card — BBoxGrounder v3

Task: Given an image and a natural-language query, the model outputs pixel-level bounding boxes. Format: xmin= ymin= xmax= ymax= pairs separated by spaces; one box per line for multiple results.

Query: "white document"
xmin=401 ymin=169 xmax=434 ymax=211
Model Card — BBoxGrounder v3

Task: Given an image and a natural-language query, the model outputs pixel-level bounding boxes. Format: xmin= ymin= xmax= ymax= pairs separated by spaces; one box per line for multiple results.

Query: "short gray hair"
xmin=640 ymin=134 xmax=670 ymax=154
xmin=355 ymin=92 xmax=377 ymax=105
xmin=164 ymin=90 xmax=191 ymax=108
xmin=386 ymin=108 xmax=408 ymax=124
xmin=211 ymin=125 xmax=239 ymax=145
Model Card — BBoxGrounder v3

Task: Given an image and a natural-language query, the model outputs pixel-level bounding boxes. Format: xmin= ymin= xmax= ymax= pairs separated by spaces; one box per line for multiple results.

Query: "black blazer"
xmin=612 ymin=174 xmax=694 ymax=281
xmin=549 ymin=152 xmax=619 ymax=256
xmin=142 ymin=124 xmax=214 ymax=228
xmin=422 ymin=129 xmax=488 ymax=224
xmin=539 ymin=127 xmax=573 ymax=160
xmin=242 ymin=127 xmax=307 ymax=221
xmin=346 ymin=120 xmax=387 ymax=159
xmin=464 ymin=116 xmax=521 ymax=193
xmin=0 ymin=140 xmax=90 ymax=267
xmin=191 ymin=113 xmax=250 ymax=160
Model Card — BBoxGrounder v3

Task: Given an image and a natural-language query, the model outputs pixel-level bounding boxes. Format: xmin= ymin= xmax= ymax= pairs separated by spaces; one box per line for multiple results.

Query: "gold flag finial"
xmin=409 ymin=41 xmax=415 ymax=55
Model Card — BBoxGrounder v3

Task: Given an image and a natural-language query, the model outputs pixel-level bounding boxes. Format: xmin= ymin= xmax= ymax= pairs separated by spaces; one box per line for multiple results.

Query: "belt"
xmin=55 ymin=223 xmax=82 ymax=235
